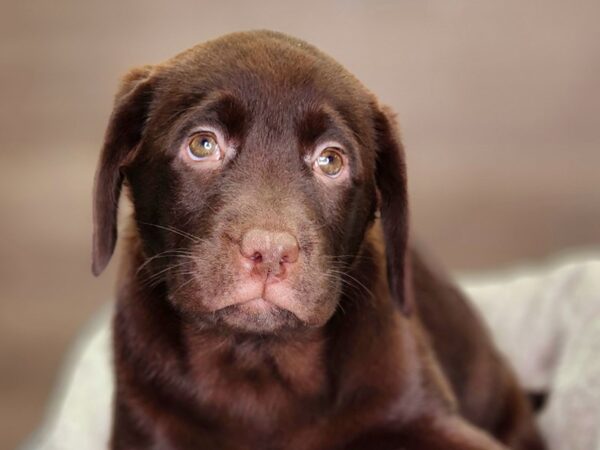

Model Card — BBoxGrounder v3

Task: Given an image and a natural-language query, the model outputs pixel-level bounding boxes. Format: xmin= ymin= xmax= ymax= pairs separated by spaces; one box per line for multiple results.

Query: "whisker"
xmin=170 ymin=276 xmax=196 ymax=295
xmin=136 ymin=249 xmax=197 ymax=275
xmin=139 ymin=260 xmax=195 ymax=287
xmin=327 ymin=269 xmax=376 ymax=301
xmin=138 ymin=221 xmax=202 ymax=243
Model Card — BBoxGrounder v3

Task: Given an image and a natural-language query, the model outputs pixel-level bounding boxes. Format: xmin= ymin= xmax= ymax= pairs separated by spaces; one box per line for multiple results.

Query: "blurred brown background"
xmin=1 ymin=0 xmax=598 ymax=447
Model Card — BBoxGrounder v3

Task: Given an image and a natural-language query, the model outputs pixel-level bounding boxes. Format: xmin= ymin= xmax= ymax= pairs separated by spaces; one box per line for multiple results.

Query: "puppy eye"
xmin=315 ymin=148 xmax=344 ymax=177
xmin=187 ymin=132 xmax=220 ymax=160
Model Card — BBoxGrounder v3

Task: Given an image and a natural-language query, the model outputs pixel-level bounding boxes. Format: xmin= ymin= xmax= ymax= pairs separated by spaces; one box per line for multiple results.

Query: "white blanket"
xmin=463 ymin=253 xmax=600 ymax=450
xmin=24 ymin=252 xmax=600 ymax=450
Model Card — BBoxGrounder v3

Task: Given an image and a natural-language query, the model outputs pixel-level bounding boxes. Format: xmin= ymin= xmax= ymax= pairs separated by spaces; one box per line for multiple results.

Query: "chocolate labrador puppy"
xmin=92 ymin=31 xmax=545 ymax=450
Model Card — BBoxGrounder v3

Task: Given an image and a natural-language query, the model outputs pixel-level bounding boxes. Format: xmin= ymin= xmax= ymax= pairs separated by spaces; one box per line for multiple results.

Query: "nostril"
xmin=239 ymin=229 xmax=300 ymax=270
xmin=279 ymin=244 xmax=299 ymax=265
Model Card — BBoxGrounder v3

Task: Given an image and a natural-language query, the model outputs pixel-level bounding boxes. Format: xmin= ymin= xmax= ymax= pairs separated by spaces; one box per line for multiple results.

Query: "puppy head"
xmin=93 ymin=31 xmax=410 ymax=334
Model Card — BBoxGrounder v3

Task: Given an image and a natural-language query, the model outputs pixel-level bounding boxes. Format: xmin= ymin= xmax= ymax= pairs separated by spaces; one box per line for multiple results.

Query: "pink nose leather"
xmin=239 ymin=229 xmax=299 ymax=279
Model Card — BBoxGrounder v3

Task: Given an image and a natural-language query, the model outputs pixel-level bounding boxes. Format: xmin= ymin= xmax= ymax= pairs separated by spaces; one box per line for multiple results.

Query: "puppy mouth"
xmin=217 ymin=296 xmax=280 ymax=313
xmin=212 ymin=296 xmax=304 ymax=332
xmin=236 ymin=297 xmax=275 ymax=310
xmin=213 ymin=279 xmax=301 ymax=317
xmin=217 ymin=295 xmax=299 ymax=319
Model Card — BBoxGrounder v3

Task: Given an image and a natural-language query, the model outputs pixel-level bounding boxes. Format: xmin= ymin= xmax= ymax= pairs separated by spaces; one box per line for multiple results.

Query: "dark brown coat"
xmin=92 ymin=30 xmax=545 ymax=450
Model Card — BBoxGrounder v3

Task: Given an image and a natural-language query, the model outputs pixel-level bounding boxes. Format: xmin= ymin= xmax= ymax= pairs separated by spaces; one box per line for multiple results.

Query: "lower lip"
xmin=239 ymin=298 xmax=274 ymax=311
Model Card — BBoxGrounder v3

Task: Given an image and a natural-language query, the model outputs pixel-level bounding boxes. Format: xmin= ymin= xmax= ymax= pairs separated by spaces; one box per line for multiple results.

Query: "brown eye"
xmin=188 ymin=132 xmax=220 ymax=160
xmin=316 ymin=148 xmax=344 ymax=177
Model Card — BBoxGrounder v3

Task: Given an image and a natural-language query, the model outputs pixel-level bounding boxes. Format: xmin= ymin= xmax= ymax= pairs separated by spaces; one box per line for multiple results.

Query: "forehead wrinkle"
xmin=165 ymin=91 xmax=249 ymax=146
xmin=295 ymin=103 xmax=365 ymax=179
xmin=242 ymin=126 xmax=299 ymax=170
xmin=296 ymin=103 xmax=358 ymax=149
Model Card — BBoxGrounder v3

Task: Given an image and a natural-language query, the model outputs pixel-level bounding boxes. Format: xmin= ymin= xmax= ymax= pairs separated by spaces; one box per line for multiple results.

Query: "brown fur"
xmin=93 ymin=30 xmax=545 ymax=449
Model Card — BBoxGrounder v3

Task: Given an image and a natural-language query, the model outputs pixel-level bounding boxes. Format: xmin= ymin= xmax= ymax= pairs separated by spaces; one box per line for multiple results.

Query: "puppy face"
xmin=93 ymin=31 xmax=410 ymax=334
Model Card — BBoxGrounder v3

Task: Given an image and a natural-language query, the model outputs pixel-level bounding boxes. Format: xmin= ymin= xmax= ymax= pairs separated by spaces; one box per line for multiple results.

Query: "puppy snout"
xmin=239 ymin=229 xmax=299 ymax=279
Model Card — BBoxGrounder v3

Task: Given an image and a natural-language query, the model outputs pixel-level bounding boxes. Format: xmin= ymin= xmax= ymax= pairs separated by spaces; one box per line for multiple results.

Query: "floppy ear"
xmin=92 ymin=66 xmax=154 ymax=276
xmin=373 ymin=105 xmax=413 ymax=316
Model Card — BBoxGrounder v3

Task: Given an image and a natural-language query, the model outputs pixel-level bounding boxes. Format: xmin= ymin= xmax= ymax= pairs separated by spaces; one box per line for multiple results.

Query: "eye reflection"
xmin=188 ymin=132 xmax=220 ymax=160
xmin=316 ymin=148 xmax=343 ymax=177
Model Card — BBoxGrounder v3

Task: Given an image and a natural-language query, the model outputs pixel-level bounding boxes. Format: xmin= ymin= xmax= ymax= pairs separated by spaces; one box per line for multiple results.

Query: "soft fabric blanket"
xmin=24 ymin=252 xmax=600 ymax=450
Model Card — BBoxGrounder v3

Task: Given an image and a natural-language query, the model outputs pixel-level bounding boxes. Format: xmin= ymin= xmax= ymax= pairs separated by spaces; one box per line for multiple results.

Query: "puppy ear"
xmin=373 ymin=105 xmax=413 ymax=316
xmin=92 ymin=66 xmax=154 ymax=276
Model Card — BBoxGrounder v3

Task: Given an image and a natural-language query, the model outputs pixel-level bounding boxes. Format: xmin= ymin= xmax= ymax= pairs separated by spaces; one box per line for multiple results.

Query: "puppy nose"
xmin=240 ymin=229 xmax=299 ymax=279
